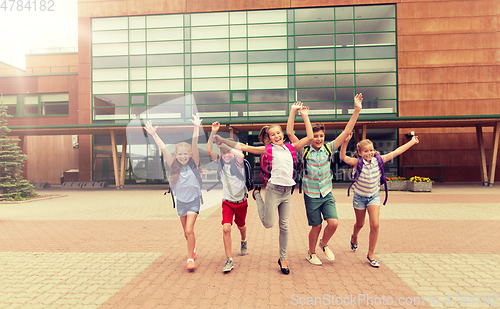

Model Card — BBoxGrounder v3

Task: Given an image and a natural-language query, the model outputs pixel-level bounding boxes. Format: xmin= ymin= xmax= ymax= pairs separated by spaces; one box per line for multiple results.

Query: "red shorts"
xmin=221 ymin=198 xmax=248 ymax=227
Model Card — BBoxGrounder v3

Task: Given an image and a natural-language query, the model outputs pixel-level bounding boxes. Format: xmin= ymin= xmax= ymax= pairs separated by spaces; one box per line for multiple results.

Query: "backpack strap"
xmin=323 ymin=143 xmax=333 ymax=160
xmin=284 ymin=143 xmax=298 ymax=194
xmin=243 ymin=159 xmax=254 ymax=191
xmin=303 ymin=145 xmax=311 ymax=159
xmin=302 ymin=145 xmax=312 ymax=172
xmin=231 ymin=158 xmax=246 ymax=182
xmin=284 ymin=143 xmax=297 ymax=165
xmin=261 ymin=144 xmax=273 ymax=186
xmin=165 ymin=188 xmax=176 ymax=208
xmin=375 ymin=154 xmax=388 ymax=205
xmin=347 ymin=157 xmax=363 ymax=197
xmin=323 ymin=143 xmax=335 ymax=180
xmin=298 ymin=145 xmax=311 ymax=194
xmin=188 ymin=159 xmax=203 ymax=204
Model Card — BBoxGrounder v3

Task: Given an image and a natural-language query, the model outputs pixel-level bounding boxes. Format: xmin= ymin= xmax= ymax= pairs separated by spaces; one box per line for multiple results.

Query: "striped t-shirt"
xmin=300 ymin=141 xmax=335 ymax=198
xmin=353 ymin=157 xmax=381 ymax=197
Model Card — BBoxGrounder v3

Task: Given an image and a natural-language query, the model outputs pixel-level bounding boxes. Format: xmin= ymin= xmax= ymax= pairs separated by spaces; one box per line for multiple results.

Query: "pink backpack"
xmin=260 ymin=143 xmax=298 ymax=186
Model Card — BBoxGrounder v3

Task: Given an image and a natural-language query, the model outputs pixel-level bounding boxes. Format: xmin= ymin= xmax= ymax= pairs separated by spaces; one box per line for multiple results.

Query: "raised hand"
xmin=299 ymin=105 xmax=310 ymax=116
xmin=190 ymin=114 xmax=202 ymax=127
xmin=354 ymin=93 xmax=363 ymax=111
xmin=412 ymin=135 xmax=419 ymax=144
xmin=291 ymin=101 xmax=303 ymax=114
xmin=144 ymin=120 xmax=157 ymax=135
xmin=212 ymin=121 xmax=220 ymax=133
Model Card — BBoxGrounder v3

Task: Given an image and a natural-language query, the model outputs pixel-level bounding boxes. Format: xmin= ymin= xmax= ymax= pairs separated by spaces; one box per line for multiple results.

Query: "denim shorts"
xmin=176 ymin=197 xmax=201 ymax=217
xmin=353 ymin=192 xmax=380 ymax=210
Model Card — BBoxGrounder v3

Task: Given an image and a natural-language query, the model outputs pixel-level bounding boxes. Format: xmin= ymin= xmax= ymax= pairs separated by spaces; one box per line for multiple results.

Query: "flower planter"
xmin=386 ymin=181 xmax=408 ymax=191
xmin=408 ymin=182 xmax=432 ymax=192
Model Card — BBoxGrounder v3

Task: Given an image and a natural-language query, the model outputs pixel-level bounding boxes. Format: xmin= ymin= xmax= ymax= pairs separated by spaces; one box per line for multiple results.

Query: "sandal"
xmin=367 ymin=255 xmax=380 ymax=268
xmin=350 ymin=235 xmax=358 ymax=251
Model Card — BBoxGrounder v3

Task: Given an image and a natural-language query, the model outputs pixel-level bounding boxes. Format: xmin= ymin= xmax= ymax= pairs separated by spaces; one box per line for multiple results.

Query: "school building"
xmin=1 ymin=0 xmax=498 ymax=186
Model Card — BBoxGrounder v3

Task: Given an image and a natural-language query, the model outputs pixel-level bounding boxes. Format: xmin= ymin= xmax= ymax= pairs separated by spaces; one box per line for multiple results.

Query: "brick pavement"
xmin=0 ymin=183 xmax=499 ymax=308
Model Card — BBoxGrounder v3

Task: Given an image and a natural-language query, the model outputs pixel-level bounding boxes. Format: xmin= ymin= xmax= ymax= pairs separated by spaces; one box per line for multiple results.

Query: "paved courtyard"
xmin=1 ymin=183 xmax=499 ymax=308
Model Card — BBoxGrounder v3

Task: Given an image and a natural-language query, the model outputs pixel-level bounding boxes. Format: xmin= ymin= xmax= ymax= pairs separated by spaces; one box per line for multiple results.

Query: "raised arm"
xmin=145 ymin=120 xmax=175 ymax=167
xmin=340 ymin=132 xmax=358 ymax=167
xmin=381 ymin=135 xmax=419 ymax=163
xmin=215 ymin=135 xmax=266 ymax=155
xmin=218 ymin=142 xmax=245 ymax=163
xmin=207 ymin=121 xmax=220 ymax=161
xmin=286 ymin=101 xmax=303 ymax=144
xmin=190 ymin=114 xmax=202 ymax=165
xmin=292 ymin=105 xmax=314 ymax=151
xmin=333 ymin=93 xmax=363 ymax=149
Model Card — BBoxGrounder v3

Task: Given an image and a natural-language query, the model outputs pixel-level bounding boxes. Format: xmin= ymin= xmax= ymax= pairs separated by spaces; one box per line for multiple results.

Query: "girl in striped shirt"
xmin=340 ymin=133 xmax=419 ymax=267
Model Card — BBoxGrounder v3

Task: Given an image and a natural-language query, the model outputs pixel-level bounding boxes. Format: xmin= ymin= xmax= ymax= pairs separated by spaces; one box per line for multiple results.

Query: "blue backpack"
xmin=347 ymin=154 xmax=388 ymax=205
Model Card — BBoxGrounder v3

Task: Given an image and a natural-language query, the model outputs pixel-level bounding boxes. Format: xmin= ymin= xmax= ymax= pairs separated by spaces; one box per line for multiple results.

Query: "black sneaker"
xmin=252 ymin=186 xmax=261 ymax=200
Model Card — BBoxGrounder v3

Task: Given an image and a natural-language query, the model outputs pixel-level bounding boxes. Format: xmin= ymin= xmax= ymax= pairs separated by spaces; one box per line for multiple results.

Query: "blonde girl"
xmin=145 ymin=115 xmax=202 ymax=271
xmin=340 ymin=133 xmax=419 ymax=267
xmin=215 ymin=105 xmax=313 ymax=274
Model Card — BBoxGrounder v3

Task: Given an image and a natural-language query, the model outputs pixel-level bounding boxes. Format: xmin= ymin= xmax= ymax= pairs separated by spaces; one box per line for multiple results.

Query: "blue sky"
xmin=0 ymin=0 xmax=78 ymax=69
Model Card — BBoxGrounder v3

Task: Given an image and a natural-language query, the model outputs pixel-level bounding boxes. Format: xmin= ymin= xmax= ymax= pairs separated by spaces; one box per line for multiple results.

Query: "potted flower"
xmin=408 ymin=176 xmax=433 ymax=192
xmin=385 ymin=176 xmax=408 ymax=191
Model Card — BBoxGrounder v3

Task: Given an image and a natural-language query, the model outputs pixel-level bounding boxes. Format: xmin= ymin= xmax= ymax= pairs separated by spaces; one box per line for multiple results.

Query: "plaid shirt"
xmin=300 ymin=141 xmax=335 ymax=198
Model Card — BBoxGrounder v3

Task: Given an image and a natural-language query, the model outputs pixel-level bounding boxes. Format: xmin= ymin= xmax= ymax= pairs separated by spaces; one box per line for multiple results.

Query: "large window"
xmin=91 ymin=4 xmax=397 ymax=124
xmin=1 ymin=93 xmax=69 ymax=117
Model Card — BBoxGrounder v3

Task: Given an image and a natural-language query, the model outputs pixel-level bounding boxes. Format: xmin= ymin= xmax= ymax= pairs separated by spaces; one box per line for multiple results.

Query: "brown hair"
xmin=258 ymin=124 xmax=282 ymax=145
xmin=355 ymin=139 xmax=380 ymax=157
xmin=312 ymin=123 xmax=325 ymax=133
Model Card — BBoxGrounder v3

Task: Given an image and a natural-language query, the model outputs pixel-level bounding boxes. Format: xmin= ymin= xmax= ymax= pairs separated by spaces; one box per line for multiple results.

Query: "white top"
xmin=268 ymin=144 xmax=296 ymax=187
xmin=220 ymin=161 xmax=247 ymax=201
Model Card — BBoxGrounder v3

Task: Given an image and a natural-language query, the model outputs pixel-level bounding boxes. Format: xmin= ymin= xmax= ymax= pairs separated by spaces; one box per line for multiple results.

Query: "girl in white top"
xmin=215 ymin=105 xmax=313 ymax=274
xmin=340 ymin=133 xmax=419 ymax=267
xmin=145 ymin=115 xmax=202 ymax=271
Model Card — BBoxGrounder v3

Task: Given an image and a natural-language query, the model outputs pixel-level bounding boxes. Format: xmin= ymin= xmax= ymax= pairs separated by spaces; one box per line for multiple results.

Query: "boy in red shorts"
xmin=207 ymin=122 xmax=248 ymax=272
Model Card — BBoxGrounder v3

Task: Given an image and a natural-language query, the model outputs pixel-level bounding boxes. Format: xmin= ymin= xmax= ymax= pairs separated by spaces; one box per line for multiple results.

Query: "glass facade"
xmin=91 ymin=5 xmax=397 ymax=124
xmin=90 ymin=5 xmax=398 ymax=183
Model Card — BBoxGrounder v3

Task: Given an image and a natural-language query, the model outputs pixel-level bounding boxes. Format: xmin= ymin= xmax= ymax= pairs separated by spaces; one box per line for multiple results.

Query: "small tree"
xmin=0 ymin=97 xmax=37 ymax=200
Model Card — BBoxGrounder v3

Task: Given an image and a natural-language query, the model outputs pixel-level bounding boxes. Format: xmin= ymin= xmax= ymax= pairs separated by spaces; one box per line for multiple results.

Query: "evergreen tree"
xmin=0 ymin=98 xmax=37 ymax=200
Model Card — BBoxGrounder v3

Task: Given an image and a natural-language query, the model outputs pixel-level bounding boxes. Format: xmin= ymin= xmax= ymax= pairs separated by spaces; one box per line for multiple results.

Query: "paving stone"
xmin=0 ymin=184 xmax=499 ymax=308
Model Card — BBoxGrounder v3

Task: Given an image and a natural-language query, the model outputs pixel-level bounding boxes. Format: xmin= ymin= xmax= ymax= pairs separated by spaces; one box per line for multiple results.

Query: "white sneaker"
xmin=223 ymin=258 xmax=234 ymax=272
xmin=306 ymin=253 xmax=322 ymax=265
xmin=319 ymin=239 xmax=335 ymax=261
